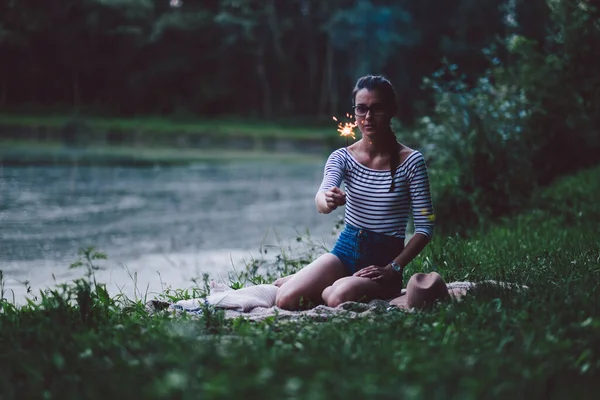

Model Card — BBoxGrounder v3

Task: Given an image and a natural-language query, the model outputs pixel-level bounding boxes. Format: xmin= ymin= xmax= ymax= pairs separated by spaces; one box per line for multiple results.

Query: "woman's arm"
xmin=386 ymin=152 xmax=434 ymax=273
xmin=407 ymin=152 xmax=434 ymax=240
xmin=315 ymin=187 xmax=346 ymax=214
xmin=387 ymin=233 xmax=430 ymax=270
xmin=315 ymin=191 xmax=330 ymax=214
xmin=354 ymin=233 xmax=430 ymax=281
xmin=355 ymin=152 xmax=434 ymax=282
xmin=316 ymin=150 xmax=346 ymax=213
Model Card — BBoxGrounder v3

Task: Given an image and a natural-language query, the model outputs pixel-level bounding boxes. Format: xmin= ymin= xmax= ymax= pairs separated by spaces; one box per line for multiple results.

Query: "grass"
xmin=0 ymin=114 xmax=333 ymax=139
xmin=0 ymin=112 xmax=340 ymax=165
xmin=0 ymin=140 xmax=324 ymax=166
xmin=1 ymin=165 xmax=599 ymax=399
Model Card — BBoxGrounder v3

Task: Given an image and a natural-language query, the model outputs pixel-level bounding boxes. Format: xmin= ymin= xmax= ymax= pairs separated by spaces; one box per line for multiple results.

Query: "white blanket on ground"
xmin=150 ymin=280 xmax=526 ymax=322
xmin=175 ymin=284 xmax=280 ymax=313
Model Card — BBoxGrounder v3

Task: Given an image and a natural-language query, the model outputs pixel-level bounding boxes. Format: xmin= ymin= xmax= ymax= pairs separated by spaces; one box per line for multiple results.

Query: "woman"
xmin=275 ymin=75 xmax=434 ymax=310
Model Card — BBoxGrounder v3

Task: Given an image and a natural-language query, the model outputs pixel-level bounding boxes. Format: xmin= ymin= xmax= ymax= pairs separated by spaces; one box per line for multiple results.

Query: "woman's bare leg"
xmin=275 ymin=253 xmax=346 ymax=310
xmin=322 ymin=276 xmax=402 ymax=308
xmin=272 ymin=274 xmax=295 ymax=287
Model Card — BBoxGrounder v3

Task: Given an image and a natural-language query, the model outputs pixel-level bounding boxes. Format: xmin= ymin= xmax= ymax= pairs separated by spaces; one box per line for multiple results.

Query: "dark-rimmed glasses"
xmin=353 ymin=104 xmax=388 ymax=117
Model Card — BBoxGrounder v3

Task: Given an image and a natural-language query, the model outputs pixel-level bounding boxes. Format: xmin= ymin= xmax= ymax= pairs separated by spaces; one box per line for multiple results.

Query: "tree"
xmin=0 ymin=0 xmax=515 ymax=121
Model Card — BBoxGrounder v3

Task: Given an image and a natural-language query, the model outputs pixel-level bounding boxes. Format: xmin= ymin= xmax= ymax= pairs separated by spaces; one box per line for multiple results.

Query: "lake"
xmin=0 ymin=160 xmax=343 ymax=304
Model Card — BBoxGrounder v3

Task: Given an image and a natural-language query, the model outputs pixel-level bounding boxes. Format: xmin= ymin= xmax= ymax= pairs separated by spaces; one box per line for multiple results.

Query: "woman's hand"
xmin=353 ymin=265 xmax=397 ymax=283
xmin=324 ymin=187 xmax=346 ymax=211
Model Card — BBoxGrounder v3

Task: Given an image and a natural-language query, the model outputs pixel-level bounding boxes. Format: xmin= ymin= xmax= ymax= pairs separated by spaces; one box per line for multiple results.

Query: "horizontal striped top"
xmin=318 ymin=147 xmax=434 ymax=240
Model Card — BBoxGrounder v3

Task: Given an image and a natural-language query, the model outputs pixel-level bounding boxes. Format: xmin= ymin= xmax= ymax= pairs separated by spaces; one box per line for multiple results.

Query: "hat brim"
xmin=388 ymin=287 xmax=468 ymax=311
xmin=389 ymin=293 xmax=411 ymax=310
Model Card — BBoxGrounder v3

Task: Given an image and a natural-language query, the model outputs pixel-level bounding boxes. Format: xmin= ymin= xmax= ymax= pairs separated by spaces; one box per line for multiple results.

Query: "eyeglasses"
xmin=353 ymin=104 xmax=388 ymax=117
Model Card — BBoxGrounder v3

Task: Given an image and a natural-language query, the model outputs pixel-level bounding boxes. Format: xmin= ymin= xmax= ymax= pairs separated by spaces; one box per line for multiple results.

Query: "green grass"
xmin=1 ymin=166 xmax=599 ymax=399
xmin=0 ymin=113 xmax=340 ymax=165
xmin=0 ymin=140 xmax=324 ymax=166
xmin=0 ymin=114 xmax=332 ymax=139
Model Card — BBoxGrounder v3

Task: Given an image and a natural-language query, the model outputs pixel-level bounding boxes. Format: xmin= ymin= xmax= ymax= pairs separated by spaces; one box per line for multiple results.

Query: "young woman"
xmin=275 ymin=75 xmax=434 ymax=310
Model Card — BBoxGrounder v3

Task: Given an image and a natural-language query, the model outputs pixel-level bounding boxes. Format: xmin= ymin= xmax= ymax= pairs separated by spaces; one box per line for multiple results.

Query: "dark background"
xmin=0 ymin=0 xmax=550 ymax=124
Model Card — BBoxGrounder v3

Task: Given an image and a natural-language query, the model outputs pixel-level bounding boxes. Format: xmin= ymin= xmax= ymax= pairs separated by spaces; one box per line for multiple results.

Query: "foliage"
xmin=409 ymin=0 xmax=600 ymax=234
xmin=508 ymin=0 xmax=600 ymax=184
xmin=227 ymin=229 xmax=332 ymax=288
xmin=69 ymin=247 xmax=108 ymax=285
xmin=0 ymin=0 xmax=509 ymax=121
xmin=410 ymin=58 xmax=533 ymax=232
xmin=1 ymin=165 xmax=600 ymax=399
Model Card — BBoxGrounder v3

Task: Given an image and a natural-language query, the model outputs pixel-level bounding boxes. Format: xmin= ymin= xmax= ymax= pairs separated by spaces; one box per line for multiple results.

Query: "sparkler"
xmin=332 ymin=113 xmax=357 ymax=147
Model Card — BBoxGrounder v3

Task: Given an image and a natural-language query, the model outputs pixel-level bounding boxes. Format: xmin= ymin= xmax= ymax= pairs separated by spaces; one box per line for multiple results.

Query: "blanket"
xmin=145 ymin=280 xmax=527 ymax=322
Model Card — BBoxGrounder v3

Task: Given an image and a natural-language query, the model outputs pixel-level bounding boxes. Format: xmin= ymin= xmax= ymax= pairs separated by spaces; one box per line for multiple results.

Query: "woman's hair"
xmin=351 ymin=75 xmax=398 ymax=117
xmin=352 ymin=75 xmax=399 ymax=192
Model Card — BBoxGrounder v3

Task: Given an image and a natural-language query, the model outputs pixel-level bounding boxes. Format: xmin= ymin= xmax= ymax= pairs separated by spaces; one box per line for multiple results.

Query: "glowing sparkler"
xmin=332 ymin=114 xmax=357 ymax=147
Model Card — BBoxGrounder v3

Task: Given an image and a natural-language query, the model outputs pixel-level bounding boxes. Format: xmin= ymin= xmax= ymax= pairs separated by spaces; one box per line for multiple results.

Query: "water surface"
xmin=0 ymin=161 xmax=342 ymax=303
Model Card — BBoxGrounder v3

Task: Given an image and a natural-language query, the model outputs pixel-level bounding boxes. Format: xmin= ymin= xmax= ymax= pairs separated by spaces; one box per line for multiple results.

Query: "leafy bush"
xmin=409 ymin=0 xmax=600 ymax=234
xmin=507 ymin=0 xmax=600 ymax=184
xmin=408 ymin=59 xmax=533 ymax=233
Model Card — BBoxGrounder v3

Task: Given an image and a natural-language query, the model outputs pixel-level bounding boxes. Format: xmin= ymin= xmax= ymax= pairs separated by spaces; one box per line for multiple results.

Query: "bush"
xmin=408 ymin=59 xmax=533 ymax=233
xmin=409 ymin=0 xmax=600 ymax=235
xmin=508 ymin=0 xmax=600 ymax=184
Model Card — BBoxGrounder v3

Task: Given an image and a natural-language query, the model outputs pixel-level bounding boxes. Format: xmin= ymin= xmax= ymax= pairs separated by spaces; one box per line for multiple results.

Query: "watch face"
xmin=392 ymin=263 xmax=402 ymax=272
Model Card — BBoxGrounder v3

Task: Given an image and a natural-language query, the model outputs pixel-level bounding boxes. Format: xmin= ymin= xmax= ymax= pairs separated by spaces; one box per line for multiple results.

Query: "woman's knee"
xmin=322 ymin=278 xmax=351 ymax=306
xmin=324 ymin=278 xmax=371 ymax=307
xmin=324 ymin=286 xmax=358 ymax=308
xmin=275 ymin=288 xmax=314 ymax=310
xmin=326 ymin=291 xmax=353 ymax=308
xmin=275 ymin=288 xmax=296 ymax=310
xmin=321 ymin=285 xmax=333 ymax=303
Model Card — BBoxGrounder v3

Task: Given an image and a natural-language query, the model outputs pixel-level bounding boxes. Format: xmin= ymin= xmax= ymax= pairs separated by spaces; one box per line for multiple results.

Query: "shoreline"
xmin=0 ymin=114 xmax=339 ymax=156
xmin=0 ymin=114 xmax=333 ymax=138
xmin=0 ymin=113 xmax=339 ymax=166
xmin=0 ymin=140 xmax=327 ymax=167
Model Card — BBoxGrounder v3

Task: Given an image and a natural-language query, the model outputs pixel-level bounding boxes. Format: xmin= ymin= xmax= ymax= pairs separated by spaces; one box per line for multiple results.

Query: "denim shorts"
xmin=330 ymin=224 xmax=405 ymax=276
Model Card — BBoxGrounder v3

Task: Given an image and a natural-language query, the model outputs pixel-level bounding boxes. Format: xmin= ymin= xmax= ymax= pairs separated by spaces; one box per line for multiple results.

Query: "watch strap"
xmin=390 ymin=261 xmax=403 ymax=274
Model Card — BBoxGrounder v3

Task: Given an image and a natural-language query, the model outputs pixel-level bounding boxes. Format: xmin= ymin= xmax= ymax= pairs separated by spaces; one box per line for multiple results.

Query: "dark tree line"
xmin=0 ymin=0 xmax=517 ymax=123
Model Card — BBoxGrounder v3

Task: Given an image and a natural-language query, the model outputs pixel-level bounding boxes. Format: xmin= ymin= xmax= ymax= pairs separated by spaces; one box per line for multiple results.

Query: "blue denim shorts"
xmin=330 ymin=224 xmax=405 ymax=276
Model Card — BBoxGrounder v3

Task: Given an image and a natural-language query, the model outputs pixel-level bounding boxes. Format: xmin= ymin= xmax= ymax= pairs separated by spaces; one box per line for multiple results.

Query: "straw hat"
xmin=390 ymin=272 xmax=454 ymax=310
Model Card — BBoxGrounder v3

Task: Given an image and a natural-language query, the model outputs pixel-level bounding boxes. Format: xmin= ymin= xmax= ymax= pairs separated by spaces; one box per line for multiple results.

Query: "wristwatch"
xmin=390 ymin=261 xmax=403 ymax=274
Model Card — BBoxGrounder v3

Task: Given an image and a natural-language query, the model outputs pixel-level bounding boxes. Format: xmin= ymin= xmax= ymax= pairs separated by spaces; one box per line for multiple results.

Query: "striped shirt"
xmin=318 ymin=148 xmax=434 ymax=240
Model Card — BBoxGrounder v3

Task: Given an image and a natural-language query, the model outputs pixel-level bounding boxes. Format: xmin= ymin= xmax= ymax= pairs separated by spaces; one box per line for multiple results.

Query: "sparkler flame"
xmin=333 ymin=115 xmax=357 ymax=141
xmin=338 ymin=123 xmax=357 ymax=140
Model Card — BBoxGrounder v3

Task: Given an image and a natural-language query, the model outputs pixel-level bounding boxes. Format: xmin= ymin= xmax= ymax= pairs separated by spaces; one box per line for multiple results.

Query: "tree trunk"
xmin=73 ymin=70 xmax=81 ymax=112
xmin=307 ymin=42 xmax=317 ymax=106
xmin=304 ymin=1 xmax=317 ymax=108
xmin=266 ymin=0 xmax=292 ymax=115
xmin=30 ymin=52 xmax=39 ymax=105
xmin=256 ymin=45 xmax=273 ymax=119
xmin=330 ymin=65 xmax=338 ymax=117
xmin=319 ymin=37 xmax=334 ymax=116
xmin=0 ymin=81 xmax=6 ymax=109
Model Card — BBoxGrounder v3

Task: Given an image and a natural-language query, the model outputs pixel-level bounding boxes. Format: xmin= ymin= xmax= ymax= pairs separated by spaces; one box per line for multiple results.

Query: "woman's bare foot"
xmin=272 ymin=274 xmax=294 ymax=287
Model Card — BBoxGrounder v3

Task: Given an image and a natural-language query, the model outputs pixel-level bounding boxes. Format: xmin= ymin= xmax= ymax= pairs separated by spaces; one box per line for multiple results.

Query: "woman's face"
xmin=354 ymin=88 xmax=392 ymax=139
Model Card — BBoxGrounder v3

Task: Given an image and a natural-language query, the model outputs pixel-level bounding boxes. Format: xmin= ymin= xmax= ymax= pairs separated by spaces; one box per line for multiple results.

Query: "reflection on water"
xmin=0 ymin=161 xmax=342 ymax=303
